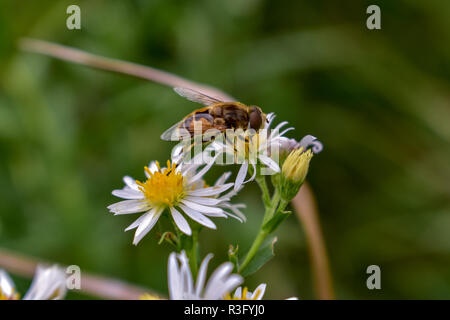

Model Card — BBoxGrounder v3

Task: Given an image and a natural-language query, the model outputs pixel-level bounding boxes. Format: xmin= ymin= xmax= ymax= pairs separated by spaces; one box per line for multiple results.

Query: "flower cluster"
xmin=108 ymin=88 xmax=323 ymax=299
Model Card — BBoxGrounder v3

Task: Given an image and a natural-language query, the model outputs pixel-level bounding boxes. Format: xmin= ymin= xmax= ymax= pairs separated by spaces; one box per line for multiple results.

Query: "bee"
xmin=160 ymin=87 xmax=267 ymax=141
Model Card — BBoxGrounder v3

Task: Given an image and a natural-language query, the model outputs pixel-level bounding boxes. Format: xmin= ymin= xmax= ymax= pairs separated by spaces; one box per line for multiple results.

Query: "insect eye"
xmin=249 ymin=109 xmax=262 ymax=130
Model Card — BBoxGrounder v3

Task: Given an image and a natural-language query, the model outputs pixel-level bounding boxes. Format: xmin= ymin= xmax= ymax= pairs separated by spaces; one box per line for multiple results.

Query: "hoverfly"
xmin=160 ymin=87 xmax=268 ymax=141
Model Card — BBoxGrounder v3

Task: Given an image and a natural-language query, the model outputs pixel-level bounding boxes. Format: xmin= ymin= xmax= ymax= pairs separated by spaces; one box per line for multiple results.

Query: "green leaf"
xmin=240 ymin=236 xmax=277 ymax=277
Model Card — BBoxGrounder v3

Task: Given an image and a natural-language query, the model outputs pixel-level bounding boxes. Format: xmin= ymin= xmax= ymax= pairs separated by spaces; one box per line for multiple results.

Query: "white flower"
xmin=108 ymin=158 xmax=245 ymax=245
xmin=0 ymin=265 xmax=66 ymax=300
xmin=226 ymin=283 xmax=298 ymax=300
xmin=205 ymin=113 xmax=294 ymax=191
xmin=168 ymin=251 xmax=243 ymax=300
xmin=0 ymin=269 xmax=18 ymax=300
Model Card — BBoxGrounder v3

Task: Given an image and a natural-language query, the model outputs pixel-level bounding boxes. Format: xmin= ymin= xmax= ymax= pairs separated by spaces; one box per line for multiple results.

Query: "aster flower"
xmin=108 ymin=158 xmax=245 ymax=245
xmin=0 ymin=265 xmax=66 ymax=300
xmin=203 ymin=113 xmax=294 ymax=191
xmin=168 ymin=251 xmax=243 ymax=300
xmin=225 ymin=283 xmax=298 ymax=300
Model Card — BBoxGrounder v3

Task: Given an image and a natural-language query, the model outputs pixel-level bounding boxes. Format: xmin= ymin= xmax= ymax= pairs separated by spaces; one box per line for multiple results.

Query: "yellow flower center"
xmin=136 ymin=161 xmax=185 ymax=207
xmin=224 ymin=287 xmax=262 ymax=300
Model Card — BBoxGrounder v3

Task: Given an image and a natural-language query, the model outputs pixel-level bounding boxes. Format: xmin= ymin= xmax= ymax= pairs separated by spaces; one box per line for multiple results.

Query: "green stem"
xmin=263 ymin=189 xmax=281 ymax=224
xmin=263 ymin=199 xmax=290 ymax=233
xmin=238 ymin=229 xmax=268 ymax=273
xmin=255 ymin=175 xmax=271 ymax=208
xmin=238 ymin=187 xmax=282 ymax=274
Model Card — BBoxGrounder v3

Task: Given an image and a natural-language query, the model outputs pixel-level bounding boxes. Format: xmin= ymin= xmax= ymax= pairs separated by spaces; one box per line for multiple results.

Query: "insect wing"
xmin=173 ymin=87 xmax=224 ymax=106
xmin=160 ymin=120 xmax=191 ymax=141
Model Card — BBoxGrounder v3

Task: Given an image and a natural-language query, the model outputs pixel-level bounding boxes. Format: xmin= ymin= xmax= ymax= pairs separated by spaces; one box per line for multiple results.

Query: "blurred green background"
xmin=1 ymin=0 xmax=450 ymax=299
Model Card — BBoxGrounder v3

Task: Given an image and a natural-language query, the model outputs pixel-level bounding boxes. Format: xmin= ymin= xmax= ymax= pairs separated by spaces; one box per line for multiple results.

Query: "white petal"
xmin=181 ymin=199 xmax=225 ymax=215
xmin=251 ymin=283 xmax=267 ymax=300
xmin=271 ymin=121 xmax=289 ymax=136
xmin=179 ymin=204 xmax=216 ymax=229
xmin=184 ymin=196 xmax=223 ymax=206
xmin=123 ymin=176 xmax=140 ymax=191
xmin=170 ymin=207 xmax=192 ymax=236
xmin=204 ymin=262 xmax=232 ymax=288
xmin=178 ymin=251 xmax=194 ymax=298
xmin=125 ymin=213 xmax=148 ymax=231
xmin=219 ymin=188 xmax=239 ymax=200
xmin=187 ymin=183 xmax=234 ymax=197
xmin=168 ymin=252 xmax=182 ymax=300
xmin=220 ymin=204 xmax=246 ymax=222
xmin=23 ymin=265 xmax=67 ymax=300
xmin=214 ymin=172 xmax=232 ymax=186
xmin=188 ymin=153 xmax=220 ymax=183
xmin=234 ymin=162 xmax=248 ymax=191
xmin=258 ymin=154 xmax=280 ymax=172
xmin=229 ymin=205 xmax=247 ymax=222
xmin=203 ymin=262 xmax=242 ymax=299
xmin=220 ymin=275 xmax=244 ymax=299
xmin=265 ymin=113 xmax=276 ymax=126
xmin=112 ymin=188 xmax=144 ymax=200
xmin=133 ymin=208 xmax=162 ymax=245
xmin=299 ymin=134 xmax=323 ymax=154
xmin=0 ymin=270 xmax=16 ymax=299
xmin=278 ymin=127 xmax=294 ymax=138
xmin=107 ymin=199 xmax=150 ymax=215
xmin=171 ymin=143 xmax=185 ymax=162
xmin=244 ymin=163 xmax=257 ymax=184
xmin=221 ymin=211 xmax=243 ymax=222
xmin=233 ymin=287 xmax=242 ymax=299
xmin=195 ymin=254 xmax=213 ymax=297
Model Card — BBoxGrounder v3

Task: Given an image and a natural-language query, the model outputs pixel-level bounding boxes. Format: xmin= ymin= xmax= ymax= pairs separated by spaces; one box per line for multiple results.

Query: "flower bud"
xmin=279 ymin=148 xmax=313 ymax=200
